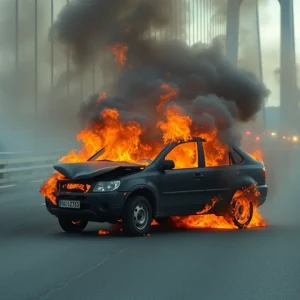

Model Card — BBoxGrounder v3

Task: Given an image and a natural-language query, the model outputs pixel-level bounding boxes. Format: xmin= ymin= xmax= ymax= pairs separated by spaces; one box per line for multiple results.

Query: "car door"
xmin=199 ymin=143 xmax=237 ymax=200
xmin=158 ymin=141 xmax=208 ymax=214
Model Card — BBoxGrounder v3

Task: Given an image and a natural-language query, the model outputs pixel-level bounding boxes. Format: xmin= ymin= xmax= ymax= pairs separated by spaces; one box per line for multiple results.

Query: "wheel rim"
xmin=133 ymin=203 xmax=149 ymax=230
xmin=232 ymin=198 xmax=251 ymax=225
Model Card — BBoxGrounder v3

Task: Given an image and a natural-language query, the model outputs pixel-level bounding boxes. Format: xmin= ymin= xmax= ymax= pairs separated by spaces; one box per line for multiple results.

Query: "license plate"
xmin=58 ymin=200 xmax=80 ymax=209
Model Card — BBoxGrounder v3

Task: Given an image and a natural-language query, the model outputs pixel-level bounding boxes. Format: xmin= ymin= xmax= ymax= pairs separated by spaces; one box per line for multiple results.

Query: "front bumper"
xmin=45 ymin=191 xmax=128 ymax=222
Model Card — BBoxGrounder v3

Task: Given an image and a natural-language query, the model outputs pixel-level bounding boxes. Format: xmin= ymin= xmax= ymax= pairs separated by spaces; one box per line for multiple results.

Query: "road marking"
xmin=38 ymin=248 xmax=128 ymax=300
xmin=0 ymin=184 xmax=16 ymax=189
xmin=32 ymin=179 xmax=44 ymax=183
xmin=116 ymin=248 xmax=128 ymax=255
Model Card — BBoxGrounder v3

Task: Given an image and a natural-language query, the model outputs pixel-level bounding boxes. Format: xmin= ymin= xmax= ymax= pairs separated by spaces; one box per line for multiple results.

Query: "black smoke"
xmin=51 ymin=0 xmax=269 ymax=146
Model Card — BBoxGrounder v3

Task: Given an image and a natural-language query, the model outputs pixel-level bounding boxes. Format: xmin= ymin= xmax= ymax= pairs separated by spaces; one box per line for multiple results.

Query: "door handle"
xmin=194 ymin=173 xmax=204 ymax=178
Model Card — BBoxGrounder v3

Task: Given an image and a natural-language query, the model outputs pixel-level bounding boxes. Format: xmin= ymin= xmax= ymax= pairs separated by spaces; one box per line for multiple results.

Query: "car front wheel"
xmin=58 ymin=218 xmax=88 ymax=233
xmin=229 ymin=192 xmax=253 ymax=229
xmin=122 ymin=195 xmax=153 ymax=236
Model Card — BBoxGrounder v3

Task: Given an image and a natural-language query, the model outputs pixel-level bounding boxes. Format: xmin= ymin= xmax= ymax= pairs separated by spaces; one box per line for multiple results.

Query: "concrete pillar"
xmin=225 ymin=0 xmax=243 ymax=66
xmin=278 ymin=0 xmax=298 ymax=132
xmin=239 ymin=0 xmax=265 ymax=128
xmin=226 ymin=0 xmax=265 ymax=129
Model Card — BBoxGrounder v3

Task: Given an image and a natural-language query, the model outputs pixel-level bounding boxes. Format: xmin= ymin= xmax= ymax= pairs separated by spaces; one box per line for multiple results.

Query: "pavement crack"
xmin=35 ymin=248 xmax=129 ymax=300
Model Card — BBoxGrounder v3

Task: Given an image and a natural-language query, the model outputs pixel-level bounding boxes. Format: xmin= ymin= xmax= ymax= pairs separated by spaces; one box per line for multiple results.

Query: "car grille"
xmin=57 ymin=180 xmax=91 ymax=193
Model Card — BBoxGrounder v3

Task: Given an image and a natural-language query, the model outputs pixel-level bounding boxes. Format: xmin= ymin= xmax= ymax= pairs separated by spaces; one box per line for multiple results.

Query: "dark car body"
xmin=45 ymin=138 xmax=268 ymax=229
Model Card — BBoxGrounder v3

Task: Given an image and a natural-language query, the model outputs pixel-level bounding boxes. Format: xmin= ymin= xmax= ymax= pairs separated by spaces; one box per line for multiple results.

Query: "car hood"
xmin=53 ymin=160 xmax=144 ymax=180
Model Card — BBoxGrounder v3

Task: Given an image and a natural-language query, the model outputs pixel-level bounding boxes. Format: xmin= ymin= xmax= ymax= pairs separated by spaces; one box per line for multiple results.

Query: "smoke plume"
xmin=51 ymin=0 xmax=269 ymax=146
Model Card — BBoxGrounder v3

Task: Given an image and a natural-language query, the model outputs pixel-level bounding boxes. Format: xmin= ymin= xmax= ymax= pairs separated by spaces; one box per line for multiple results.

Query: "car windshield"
xmin=88 ymin=147 xmax=154 ymax=165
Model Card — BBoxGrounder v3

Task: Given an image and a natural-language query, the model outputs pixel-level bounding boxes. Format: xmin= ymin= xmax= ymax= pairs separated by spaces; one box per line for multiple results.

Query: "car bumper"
xmin=257 ymin=185 xmax=268 ymax=207
xmin=45 ymin=191 xmax=128 ymax=222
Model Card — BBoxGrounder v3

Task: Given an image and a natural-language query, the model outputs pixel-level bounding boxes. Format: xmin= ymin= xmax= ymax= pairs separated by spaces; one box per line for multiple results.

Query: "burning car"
xmin=44 ymin=137 xmax=268 ymax=236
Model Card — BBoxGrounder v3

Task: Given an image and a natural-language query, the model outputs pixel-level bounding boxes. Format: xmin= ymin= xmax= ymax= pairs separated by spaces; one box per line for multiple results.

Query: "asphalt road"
xmin=1 ymin=183 xmax=300 ymax=300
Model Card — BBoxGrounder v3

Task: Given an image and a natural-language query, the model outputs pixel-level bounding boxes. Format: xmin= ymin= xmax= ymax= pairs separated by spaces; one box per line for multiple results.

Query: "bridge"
xmin=226 ymin=0 xmax=298 ymax=132
xmin=0 ymin=1 xmax=299 ymax=300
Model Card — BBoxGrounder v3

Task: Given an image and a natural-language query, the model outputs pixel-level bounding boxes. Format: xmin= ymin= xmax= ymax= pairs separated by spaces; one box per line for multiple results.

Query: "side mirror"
xmin=160 ymin=159 xmax=175 ymax=170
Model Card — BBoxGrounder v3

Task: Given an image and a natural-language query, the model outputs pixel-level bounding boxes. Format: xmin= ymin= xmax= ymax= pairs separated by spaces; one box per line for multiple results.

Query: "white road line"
xmin=0 ymin=184 xmax=16 ymax=189
xmin=31 ymin=179 xmax=44 ymax=183
xmin=0 ymin=179 xmax=43 ymax=189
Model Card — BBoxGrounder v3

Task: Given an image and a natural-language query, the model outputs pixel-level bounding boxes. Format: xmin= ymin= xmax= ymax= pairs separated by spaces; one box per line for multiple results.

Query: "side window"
xmin=165 ymin=142 xmax=198 ymax=169
xmin=203 ymin=142 xmax=231 ymax=167
xmin=230 ymin=149 xmax=244 ymax=164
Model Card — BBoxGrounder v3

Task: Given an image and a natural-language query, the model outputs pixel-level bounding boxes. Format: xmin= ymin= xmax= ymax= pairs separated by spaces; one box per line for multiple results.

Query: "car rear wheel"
xmin=58 ymin=218 xmax=88 ymax=233
xmin=228 ymin=192 xmax=253 ymax=229
xmin=122 ymin=195 xmax=153 ymax=236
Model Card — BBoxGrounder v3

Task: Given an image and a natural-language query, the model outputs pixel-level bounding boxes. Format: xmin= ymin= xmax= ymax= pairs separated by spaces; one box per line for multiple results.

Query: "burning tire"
xmin=58 ymin=218 xmax=88 ymax=233
xmin=228 ymin=191 xmax=253 ymax=229
xmin=122 ymin=195 xmax=153 ymax=236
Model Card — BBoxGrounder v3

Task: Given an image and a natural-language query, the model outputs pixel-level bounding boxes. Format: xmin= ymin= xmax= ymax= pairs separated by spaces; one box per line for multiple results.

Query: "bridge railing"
xmin=0 ymin=150 xmax=68 ymax=185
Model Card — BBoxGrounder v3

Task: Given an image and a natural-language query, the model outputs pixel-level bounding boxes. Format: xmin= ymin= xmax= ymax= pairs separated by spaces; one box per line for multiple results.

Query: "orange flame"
xmin=251 ymin=149 xmax=263 ymax=162
xmin=171 ymin=186 xmax=267 ymax=229
xmin=97 ymin=92 xmax=107 ymax=103
xmin=196 ymin=197 xmax=220 ymax=215
xmin=157 ymin=83 xmax=178 ymax=112
xmin=98 ymin=229 xmax=110 ymax=236
xmin=65 ymin=183 xmax=90 ymax=192
xmin=108 ymin=43 xmax=128 ymax=68
xmin=41 ymin=107 xmax=157 ymax=204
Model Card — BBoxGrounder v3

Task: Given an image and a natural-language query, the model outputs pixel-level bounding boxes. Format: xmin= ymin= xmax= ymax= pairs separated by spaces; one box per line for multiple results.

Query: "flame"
xmin=65 ymin=183 xmax=90 ymax=192
xmin=108 ymin=43 xmax=128 ymax=68
xmin=157 ymin=105 xmax=192 ymax=143
xmin=196 ymin=197 xmax=220 ymax=214
xmin=41 ymin=108 xmax=158 ymax=204
xmin=251 ymin=149 xmax=263 ymax=162
xmin=171 ymin=186 xmax=267 ymax=229
xmin=97 ymin=92 xmax=107 ymax=103
xmin=157 ymin=83 xmax=178 ymax=112
xmin=151 ymin=220 xmax=159 ymax=226
xmin=98 ymin=229 xmax=110 ymax=236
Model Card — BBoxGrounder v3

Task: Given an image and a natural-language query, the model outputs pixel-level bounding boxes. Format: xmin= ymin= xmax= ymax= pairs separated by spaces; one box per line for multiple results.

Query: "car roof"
xmin=169 ymin=137 xmax=206 ymax=144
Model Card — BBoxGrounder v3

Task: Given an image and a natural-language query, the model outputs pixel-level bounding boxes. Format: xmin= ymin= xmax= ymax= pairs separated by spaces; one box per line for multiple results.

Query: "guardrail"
xmin=0 ymin=150 xmax=68 ymax=185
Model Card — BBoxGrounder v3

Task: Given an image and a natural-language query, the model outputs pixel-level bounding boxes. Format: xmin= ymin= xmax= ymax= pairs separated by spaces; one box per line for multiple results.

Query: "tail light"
xmin=262 ymin=166 xmax=266 ymax=180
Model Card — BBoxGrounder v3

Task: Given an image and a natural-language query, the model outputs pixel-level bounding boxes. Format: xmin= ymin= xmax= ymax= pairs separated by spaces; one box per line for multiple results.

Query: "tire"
xmin=227 ymin=191 xmax=253 ymax=229
xmin=58 ymin=218 xmax=88 ymax=233
xmin=122 ymin=195 xmax=153 ymax=236
xmin=155 ymin=217 xmax=173 ymax=227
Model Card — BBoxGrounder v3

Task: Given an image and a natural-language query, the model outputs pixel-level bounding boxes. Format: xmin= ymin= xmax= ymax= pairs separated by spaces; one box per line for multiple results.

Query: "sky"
xmin=259 ymin=0 xmax=300 ymax=107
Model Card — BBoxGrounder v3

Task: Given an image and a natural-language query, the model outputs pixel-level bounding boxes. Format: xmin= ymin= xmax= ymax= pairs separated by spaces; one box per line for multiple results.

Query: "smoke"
xmin=212 ymin=0 xmax=268 ymax=20
xmin=51 ymin=0 xmax=188 ymax=68
xmin=0 ymin=0 xmax=83 ymax=152
xmin=51 ymin=0 xmax=269 ymax=147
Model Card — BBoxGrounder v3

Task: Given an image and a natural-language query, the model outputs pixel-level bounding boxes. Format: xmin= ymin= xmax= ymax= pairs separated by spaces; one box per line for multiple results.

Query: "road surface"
xmin=1 ymin=182 xmax=300 ymax=300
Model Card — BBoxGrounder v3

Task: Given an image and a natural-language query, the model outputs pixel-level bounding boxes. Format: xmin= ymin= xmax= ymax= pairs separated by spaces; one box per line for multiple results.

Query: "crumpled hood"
xmin=53 ymin=160 xmax=144 ymax=180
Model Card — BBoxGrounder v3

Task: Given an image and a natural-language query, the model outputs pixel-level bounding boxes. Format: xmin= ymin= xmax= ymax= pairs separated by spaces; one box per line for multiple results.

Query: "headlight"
xmin=93 ymin=180 xmax=121 ymax=192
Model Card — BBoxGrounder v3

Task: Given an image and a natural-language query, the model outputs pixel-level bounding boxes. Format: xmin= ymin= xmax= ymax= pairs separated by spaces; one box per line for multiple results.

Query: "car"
xmin=44 ymin=137 xmax=268 ymax=236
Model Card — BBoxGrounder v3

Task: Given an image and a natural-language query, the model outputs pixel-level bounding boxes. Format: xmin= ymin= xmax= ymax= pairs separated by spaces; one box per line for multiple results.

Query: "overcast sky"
xmin=259 ymin=0 xmax=299 ymax=107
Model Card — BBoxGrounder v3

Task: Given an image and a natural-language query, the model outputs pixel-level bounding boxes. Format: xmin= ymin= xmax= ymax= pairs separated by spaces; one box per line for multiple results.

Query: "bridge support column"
xmin=240 ymin=0 xmax=265 ymax=128
xmin=226 ymin=0 xmax=265 ymax=129
xmin=225 ymin=0 xmax=243 ymax=66
xmin=278 ymin=0 xmax=298 ymax=132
